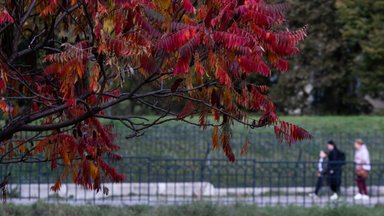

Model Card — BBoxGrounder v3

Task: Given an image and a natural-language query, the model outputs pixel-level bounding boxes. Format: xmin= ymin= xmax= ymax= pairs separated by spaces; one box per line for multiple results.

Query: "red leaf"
xmin=157 ymin=28 xmax=197 ymax=51
xmin=211 ymin=89 xmax=220 ymax=107
xmin=0 ymin=9 xmax=14 ymax=24
xmin=174 ymin=54 xmax=191 ymax=76
xmin=181 ymin=0 xmax=196 ymax=14
xmin=238 ymin=57 xmax=270 ymax=77
xmin=216 ymin=67 xmax=232 ymax=87
xmin=221 ymin=131 xmax=235 ymax=163
xmin=274 ymin=121 xmax=312 ymax=144
xmin=171 ymin=78 xmax=184 ymax=92
xmin=274 ymin=58 xmax=289 ymax=72
xmin=213 ymin=31 xmax=251 ymax=51
xmin=0 ymin=78 xmax=5 ymax=94
xmin=177 ymin=101 xmax=195 ymax=119
xmin=195 ymin=62 xmax=206 ymax=77
xmin=65 ymin=98 xmax=76 ymax=108
xmin=212 ymin=109 xmax=220 ymax=121
xmin=141 ymin=55 xmax=158 ymax=74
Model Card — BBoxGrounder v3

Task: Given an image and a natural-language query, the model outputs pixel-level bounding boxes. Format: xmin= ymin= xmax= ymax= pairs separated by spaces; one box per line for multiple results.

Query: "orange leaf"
xmin=90 ymin=64 xmax=100 ymax=92
xmin=199 ymin=110 xmax=207 ymax=129
xmin=18 ymin=143 xmax=27 ymax=153
xmin=51 ymin=177 xmax=62 ymax=192
xmin=59 ymin=145 xmax=71 ymax=166
xmin=0 ymin=100 xmax=7 ymax=112
xmin=212 ymin=126 xmax=219 ymax=150
xmin=240 ymin=138 xmax=251 ymax=156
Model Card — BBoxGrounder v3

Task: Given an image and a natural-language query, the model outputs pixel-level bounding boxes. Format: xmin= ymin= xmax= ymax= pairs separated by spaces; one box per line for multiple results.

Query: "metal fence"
xmin=3 ymin=159 xmax=384 ymax=206
xmin=1 ymin=124 xmax=384 ymax=206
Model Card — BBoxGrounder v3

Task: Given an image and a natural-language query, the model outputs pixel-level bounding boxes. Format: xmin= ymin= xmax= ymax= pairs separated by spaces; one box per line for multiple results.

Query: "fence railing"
xmin=2 ymin=126 xmax=384 ymax=206
xmin=2 ymin=158 xmax=384 ymax=206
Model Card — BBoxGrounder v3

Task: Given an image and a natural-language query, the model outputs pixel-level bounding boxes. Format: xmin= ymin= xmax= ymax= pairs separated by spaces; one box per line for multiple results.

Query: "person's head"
xmin=319 ymin=150 xmax=327 ymax=158
xmin=327 ymin=140 xmax=336 ymax=151
xmin=354 ymin=138 xmax=364 ymax=150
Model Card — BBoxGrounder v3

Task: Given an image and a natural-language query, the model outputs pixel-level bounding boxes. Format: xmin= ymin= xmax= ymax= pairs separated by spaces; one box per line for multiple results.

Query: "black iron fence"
xmin=2 ymin=158 xmax=384 ymax=206
xmin=1 ymin=125 xmax=384 ymax=206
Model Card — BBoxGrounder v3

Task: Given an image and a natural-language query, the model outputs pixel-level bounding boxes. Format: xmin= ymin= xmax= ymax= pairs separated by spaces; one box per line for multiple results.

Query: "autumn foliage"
xmin=0 ymin=0 xmax=310 ymax=192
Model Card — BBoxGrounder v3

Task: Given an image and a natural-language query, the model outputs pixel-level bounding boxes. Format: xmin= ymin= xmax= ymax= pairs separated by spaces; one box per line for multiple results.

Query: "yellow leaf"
xmin=156 ymin=0 xmax=171 ymax=10
xmin=89 ymin=161 xmax=99 ymax=180
xmin=103 ymin=17 xmax=114 ymax=34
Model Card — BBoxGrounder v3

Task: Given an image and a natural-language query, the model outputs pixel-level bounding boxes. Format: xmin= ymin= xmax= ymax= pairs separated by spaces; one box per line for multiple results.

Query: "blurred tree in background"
xmin=269 ymin=0 xmax=375 ymax=115
xmin=337 ymin=0 xmax=384 ymax=100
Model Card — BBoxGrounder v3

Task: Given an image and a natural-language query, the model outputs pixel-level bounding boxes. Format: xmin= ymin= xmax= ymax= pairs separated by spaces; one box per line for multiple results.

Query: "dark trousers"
xmin=314 ymin=176 xmax=324 ymax=195
xmin=357 ymin=176 xmax=368 ymax=195
xmin=328 ymin=174 xmax=341 ymax=193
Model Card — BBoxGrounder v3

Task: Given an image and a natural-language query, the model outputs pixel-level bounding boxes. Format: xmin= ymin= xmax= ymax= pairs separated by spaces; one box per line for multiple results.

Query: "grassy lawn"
xmin=112 ymin=115 xmax=384 ymax=134
xmin=1 ymin=202 xmax=383 ymax=216
xmin=111 ymin=116 xmax=384 ymax=161
xmin=277 ymin=116 xmax=384 ymax=134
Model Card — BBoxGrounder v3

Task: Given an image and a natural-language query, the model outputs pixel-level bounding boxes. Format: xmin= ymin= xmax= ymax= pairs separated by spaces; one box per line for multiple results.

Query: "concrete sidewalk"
xmin=6 ymin=196 xmax=384 ymax=207
xmin=5 ymin=183 xmax=384 ymax=206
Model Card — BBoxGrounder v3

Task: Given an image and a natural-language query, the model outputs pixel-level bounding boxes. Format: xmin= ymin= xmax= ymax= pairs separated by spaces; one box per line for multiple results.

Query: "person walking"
xmin=309 ymin=150 xmax=328 ymax=198
xmin=354 ymin=138 xmax=371 ymax=200
xmin=326 ymin=140 xmax=345 ymax=200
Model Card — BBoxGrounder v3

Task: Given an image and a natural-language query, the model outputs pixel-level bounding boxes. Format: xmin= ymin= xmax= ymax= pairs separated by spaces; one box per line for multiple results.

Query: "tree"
xmin=0 ymin=0 xmax=311 ymax=192
xmin=269 ymin=0 xmax=372 ymax=114
xmin=337 ymin=0 xmax=384 ymax=100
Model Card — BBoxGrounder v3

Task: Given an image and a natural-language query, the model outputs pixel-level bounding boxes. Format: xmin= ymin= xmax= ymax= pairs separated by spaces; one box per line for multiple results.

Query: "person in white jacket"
xmin=354 ymin=139 xmax=371 ymax=200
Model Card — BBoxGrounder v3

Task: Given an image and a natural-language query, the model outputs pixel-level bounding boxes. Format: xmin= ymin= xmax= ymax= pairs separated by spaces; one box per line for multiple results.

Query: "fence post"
xmin=303 ymin=161 xmax=306 ymax=206
xmin=147 ymin=157 xmax=151 ymax=205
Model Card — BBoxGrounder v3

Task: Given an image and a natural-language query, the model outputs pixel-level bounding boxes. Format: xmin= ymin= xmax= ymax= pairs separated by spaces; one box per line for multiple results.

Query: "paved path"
xmin=6 ymin=196 xmax=384 ymax=207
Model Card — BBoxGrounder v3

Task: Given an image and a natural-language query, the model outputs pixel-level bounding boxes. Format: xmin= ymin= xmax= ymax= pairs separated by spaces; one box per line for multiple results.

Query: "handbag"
xmin=356 ymin=168 xmax=369 ymax=178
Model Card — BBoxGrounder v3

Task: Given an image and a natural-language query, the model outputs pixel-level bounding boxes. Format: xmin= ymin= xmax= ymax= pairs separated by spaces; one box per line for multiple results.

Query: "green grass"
xmin=111 ymin=116 xmax=384 ymax=161
xmin=1 ymin=202 xmax=384 ymax=216
xmin=277 ymin=116 xmax=384 ymax=134
xmin=110 ymin=115 xmax=384 ymax=134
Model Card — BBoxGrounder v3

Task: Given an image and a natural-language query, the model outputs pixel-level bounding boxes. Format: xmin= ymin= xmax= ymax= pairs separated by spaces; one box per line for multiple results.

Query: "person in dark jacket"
xmin=309 ymin=150 xmax=328 ymax=198
xmin=326 ymin=140 xmax=344 ymax=200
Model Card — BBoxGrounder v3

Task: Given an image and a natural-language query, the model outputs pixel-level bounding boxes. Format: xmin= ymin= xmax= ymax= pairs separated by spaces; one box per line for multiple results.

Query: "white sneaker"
xmin=354 ymin=193 xmax=362 ymax=200
xmin=308 ymin=193 xmax=318 ymax=198
xmin=361 ymin=195 xmax=370 ymax=200
xmin=330 ymin=193 xmax=338 ymax=200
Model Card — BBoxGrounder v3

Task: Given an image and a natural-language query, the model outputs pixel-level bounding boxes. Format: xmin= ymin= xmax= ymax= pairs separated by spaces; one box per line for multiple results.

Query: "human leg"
xmin=357 ymin=176 xmax=368 ymax=195
xmin=314 ymin=176 xmax=323 ymax=195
